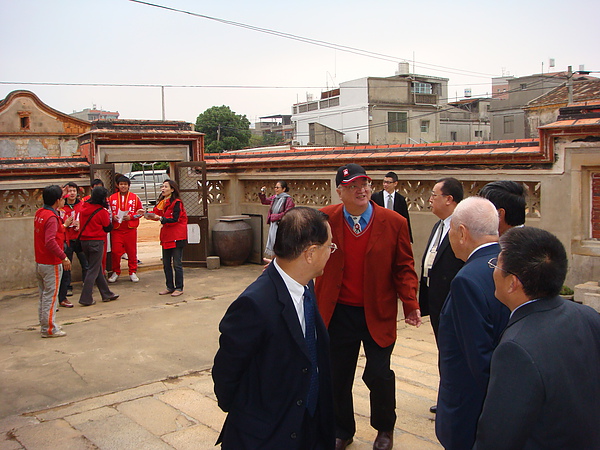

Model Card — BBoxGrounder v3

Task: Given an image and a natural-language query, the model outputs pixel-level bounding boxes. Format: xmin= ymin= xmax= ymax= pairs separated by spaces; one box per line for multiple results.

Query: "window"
xmin=475 ymin=130 xmax=483 ymax=138
xmin=412 ymin=82 xmax=432 ymax=94
xmin=504 ymin=115 xmax=514 ymax=134
xmin=388 ymin=112 xmax=407 ymax=133
xmin=18 ymin=112 xmax=31 ymax=130
xmin=450 ymin=131 xmax=457 ymax=141
xmin=520 ymin=83 xmax=527 ymax=90
xmin=420 ymin=120 xmax=430 ymax=133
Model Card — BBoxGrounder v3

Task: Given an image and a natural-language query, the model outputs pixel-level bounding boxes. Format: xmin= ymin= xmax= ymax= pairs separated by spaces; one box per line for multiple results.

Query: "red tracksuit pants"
xmin=111 ymin=227 xmax=138 ymax=275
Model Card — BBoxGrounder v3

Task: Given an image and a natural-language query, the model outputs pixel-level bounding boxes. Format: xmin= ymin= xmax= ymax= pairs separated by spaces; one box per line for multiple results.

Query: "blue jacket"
xmin=213 ymin=263 xmax=335 ymax=449
xmin=435 ymin=243 xmax=509 ymax=450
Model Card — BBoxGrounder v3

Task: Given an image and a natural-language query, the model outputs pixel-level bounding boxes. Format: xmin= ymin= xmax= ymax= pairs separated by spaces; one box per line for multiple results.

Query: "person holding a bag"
xmin=259 ymin=181 xmax=295 ymax=259
xmin=77 ymin=186 xmax=119 ymax=306
xmin=140 ymin=180 xmax=188 ymax=297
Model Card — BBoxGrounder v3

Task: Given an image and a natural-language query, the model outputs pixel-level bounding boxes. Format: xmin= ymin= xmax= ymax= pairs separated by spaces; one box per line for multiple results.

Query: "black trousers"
xmin=328 ymin=304 xmax=396 ymax=439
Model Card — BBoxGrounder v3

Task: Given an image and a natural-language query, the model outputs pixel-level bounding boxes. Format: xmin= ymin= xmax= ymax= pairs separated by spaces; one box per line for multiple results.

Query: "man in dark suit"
xmin=419 ymin=177 xmax=464 ymax=414
xmin=474 ymin=227 xmax=600 ymax=449
xmin=371 ymin=171 xmax=413 ymax=242
xmin=316 ymin=164 xmax=421 ymax=450
xmin=436 ymin=197 xmax=510 ymax=450
xmin=213 ymin=207 xmax=335 ymax=449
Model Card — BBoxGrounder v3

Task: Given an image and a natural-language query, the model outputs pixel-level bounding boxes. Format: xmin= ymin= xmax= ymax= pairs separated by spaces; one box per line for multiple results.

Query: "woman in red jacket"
xmin=143 ymin=180 xmax=188 ymax=297
xmin=78 ymin=186 xmax=119 ymax=306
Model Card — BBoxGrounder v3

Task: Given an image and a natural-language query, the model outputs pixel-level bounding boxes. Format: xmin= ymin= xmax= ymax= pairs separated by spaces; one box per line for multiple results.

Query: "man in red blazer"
xmin=315 ymin=164 xmax=421 ymax=450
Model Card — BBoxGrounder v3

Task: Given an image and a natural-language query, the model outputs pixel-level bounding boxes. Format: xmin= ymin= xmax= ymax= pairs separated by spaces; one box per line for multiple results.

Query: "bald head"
xmin=449 ymin=197 xmax=499 ymax=261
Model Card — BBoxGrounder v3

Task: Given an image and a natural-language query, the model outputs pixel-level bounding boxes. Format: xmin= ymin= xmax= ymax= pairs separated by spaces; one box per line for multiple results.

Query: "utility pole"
xmin=217 ymin=124 xmax=221 ymax=141
xmin=161 ymin=86 xmax=166 ymax=120
xmin=567 ymin=66 xmax=573 ymax=105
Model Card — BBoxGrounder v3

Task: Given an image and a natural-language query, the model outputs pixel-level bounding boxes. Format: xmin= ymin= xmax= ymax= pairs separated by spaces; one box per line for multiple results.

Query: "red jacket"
xmin=153 ymin=197 xmax=188 ymax=249
xmin=79 ymin=202 xmax=111 ymax=240
xmin=34 ymin=207 xmax=66 ymax=265
xmin=60 ymin=199 xmax=83 ymax=241
xmin=109 ymin=191 xmax=142 ymax=230
xmin=315 ymin=202 xmax=419 ymax=347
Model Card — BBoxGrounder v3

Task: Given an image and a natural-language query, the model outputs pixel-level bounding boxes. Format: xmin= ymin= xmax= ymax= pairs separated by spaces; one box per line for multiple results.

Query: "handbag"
xmin=72 ymin=207 xmax=103 ymax=252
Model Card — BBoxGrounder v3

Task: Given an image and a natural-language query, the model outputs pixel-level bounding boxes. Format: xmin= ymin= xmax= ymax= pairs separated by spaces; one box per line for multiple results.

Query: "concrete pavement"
xmin=0 ymin=261 xmax=441 ymax=449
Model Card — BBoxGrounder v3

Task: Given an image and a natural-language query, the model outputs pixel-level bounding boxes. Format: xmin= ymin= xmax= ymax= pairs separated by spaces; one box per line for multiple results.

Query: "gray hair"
xmin=451 ymin=196 xmax=499 ymax=238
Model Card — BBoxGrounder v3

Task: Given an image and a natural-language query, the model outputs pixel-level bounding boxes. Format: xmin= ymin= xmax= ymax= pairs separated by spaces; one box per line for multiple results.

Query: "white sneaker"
xmin=108 ymin=273 xmax=118 ymax=283
xmin=41 ymin=329 xmax=67 ymax=338
xmin=130 ymin=273 xmax=140 ymax=283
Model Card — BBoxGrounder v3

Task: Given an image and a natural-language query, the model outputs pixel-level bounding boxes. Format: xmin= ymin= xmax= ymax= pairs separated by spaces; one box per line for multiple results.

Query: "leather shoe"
xmin=429 ymin=404 xmax=437 ymax=414
xmin=335 ymin=437 xmax=353 ymax=450
xmin=59 ymin=300 xmax=74 ymax=308
xmin=171 ymin=290 xmax=184 ymax=297
xmin=102 ymin=294 xmax=119 ymax=302
xmin=79 ymin=300 xmax=96 ymax=306
xmin=373 ymin=430 xmax=393 ymax=450
xmin=159 ymin=289 xmax=174 ymax=295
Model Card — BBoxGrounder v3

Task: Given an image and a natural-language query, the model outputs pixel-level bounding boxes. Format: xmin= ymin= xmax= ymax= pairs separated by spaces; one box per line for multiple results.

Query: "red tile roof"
xmin=205 ymin=139 xmax=546 ymax=170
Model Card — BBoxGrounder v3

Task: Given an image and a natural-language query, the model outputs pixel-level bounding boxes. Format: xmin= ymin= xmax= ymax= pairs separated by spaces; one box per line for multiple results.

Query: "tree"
xmin=195 ymin=105 xmax=251 ymax=153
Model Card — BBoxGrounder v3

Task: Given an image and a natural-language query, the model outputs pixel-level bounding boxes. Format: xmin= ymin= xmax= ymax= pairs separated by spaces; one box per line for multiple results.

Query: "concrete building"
xmin=440 ymin=98 xmax=491 ymax=142
xmin=70 ymin=106 xmax=119 ymax=121
xmin=489 ymin=72 xmax=571 ymax=140
xmin=252 ymin=114 xmax=293 ymax=143
xmin=292 ymin=68 xmax=448 ymax=146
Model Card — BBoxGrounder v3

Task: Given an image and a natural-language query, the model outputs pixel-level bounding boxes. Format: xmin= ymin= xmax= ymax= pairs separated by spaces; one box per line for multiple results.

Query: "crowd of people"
xmin=33 ymin=165 xmax=600 ymax=449
xmin=33 ymin=175 xmax=189 ymax=334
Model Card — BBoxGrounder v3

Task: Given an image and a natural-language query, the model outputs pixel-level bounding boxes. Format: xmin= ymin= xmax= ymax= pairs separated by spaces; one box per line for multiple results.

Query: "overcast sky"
xmin=2 ymin=0 xmax=599 ymax=125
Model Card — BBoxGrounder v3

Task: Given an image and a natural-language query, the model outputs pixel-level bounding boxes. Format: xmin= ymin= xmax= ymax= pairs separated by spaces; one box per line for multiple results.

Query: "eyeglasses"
xmin=342 ymin=182 xmax=372 ymax=191
xmin=329 ymin=242 xmax=338 ymax=253
xmin=488 ymin=257 xmax=520 ymax=280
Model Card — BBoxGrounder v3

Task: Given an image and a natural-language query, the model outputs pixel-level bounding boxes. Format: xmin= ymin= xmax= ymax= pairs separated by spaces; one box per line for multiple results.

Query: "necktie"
xmin=303 ymin=286 xmax=319 ymax=416
xmin=350 ymin=215 xmax=362 ymax=234
xmin=433 ymin=221 xmax=444 ymax=250
xmin=387 ymin=194 xmax=393 ymax=210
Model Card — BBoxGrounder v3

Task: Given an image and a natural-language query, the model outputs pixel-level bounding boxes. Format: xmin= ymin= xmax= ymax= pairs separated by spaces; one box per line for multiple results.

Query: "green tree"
xmin=195 ymin=105 xmax=251 ymax=153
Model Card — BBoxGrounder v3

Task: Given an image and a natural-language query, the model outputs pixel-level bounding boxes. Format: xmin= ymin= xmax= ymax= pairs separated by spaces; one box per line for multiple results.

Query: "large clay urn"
xmin=212 ymin=215 xmax=253 ymax=266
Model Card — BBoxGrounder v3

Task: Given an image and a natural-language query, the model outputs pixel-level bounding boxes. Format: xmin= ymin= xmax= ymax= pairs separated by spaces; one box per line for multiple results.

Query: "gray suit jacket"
xmin=474 ymin=296 xmax=600 ymax=449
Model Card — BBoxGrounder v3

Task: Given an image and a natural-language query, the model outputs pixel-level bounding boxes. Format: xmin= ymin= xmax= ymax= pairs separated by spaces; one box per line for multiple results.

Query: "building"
xmin=252 ymin=114 xmax=293 ymax=143
xmin=440 ymin=98 xmax=491 ymax=142
xmin=524 ymin=79 xmax=600 ymax=138
xmin=489 ymin=72 xmax=574 ymax=140
xmin=70 ymin=106 xmax=119 ymax=121
xmin=291 ymin=67 xmax=448 ymax=146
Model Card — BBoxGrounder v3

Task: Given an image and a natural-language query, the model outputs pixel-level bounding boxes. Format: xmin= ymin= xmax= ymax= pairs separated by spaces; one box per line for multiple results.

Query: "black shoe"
xmin=66 ymin=288 xmax=73 ymax=297
xmin=373 ymin=431 xmax=393 ymax=450
xmin=430 ymin=404 xmax=437 ymax=414
xmin=79 ymin=300 xmax=96 ymax=306
xmin=102 ymin=294 xmax=119 ymax=302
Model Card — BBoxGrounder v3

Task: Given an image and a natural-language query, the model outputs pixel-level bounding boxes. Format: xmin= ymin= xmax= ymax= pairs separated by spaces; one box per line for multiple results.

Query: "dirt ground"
xmin=137 ymin=217 xmax=160 ymax=243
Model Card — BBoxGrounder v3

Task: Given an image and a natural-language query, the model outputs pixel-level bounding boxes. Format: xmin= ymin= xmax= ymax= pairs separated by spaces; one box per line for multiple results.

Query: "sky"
xmin=1 ymin=0 xmax=599 ymax=126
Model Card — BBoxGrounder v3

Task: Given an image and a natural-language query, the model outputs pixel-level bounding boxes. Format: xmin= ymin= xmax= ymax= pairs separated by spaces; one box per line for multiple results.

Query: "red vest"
xmin=61 ymin=199 xmax=82 ymax=241
xmin=154 ymin=198 xmax=188 ymax=249
xmin=34 ymin=207 xmax=65 ymax=265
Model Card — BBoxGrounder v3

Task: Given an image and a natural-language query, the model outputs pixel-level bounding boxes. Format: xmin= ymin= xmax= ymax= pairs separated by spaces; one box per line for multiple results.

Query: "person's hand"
xmin=405 ymin=309 xmax=422 ymax=328
xmin=74 ymin=221 xmax=80 ymax=231
xmin=62 ymin=258 xmax=72 ymax=271
xmin=136 ymin=208 xmax=145 ymax=216
xmin=145 ymin=212 xmax=160 ymax=221
xmin=260 ymin=186 xmax=266 ymax=192
xmin=123 ymin=214 xmax=131 ymax=221
xmin=64 ymin=216 xmax=74 ymax=227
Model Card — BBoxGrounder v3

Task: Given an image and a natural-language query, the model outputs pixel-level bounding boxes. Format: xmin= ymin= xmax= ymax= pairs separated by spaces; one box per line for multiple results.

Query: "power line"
xmin=128 ymin=0 xmax=498 ymax=79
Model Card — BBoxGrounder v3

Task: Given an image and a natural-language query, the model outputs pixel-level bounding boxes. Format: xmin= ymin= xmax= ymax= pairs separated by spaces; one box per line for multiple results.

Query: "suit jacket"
xmin=418 ymin=220 xmax=463 ymax=337
xmin=212 ymin=263 xmax=335 ymax=449
xmin=435 ymin=243 xmax=510 ymax=450
xmin=474 ymin=296 xmax=600 ymax=449
xmin=315 ymin=201 xmax=419 ymax=348
xmin=371 ymin=190 xmax=413 ymax=242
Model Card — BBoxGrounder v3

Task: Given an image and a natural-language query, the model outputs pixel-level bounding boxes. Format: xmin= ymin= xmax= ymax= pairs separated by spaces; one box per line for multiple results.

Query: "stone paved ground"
xmin=0 ymin=262 xmax=441 ymax=449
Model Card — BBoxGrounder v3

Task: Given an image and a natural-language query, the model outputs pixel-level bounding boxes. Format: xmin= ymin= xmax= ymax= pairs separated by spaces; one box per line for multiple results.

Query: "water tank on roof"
xmin=396 ymin=62 xmax=410 ymax=75
xmin=464 ymin=88 xmax=472 ymax=98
